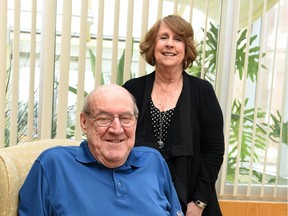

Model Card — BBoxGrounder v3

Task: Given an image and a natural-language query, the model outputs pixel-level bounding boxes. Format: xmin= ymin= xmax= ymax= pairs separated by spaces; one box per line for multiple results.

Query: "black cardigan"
xmin=123 ymin=71 xmax=224 ymax=215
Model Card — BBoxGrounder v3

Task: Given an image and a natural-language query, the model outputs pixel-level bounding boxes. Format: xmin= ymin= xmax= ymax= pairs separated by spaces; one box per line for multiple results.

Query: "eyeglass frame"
xmin=84 ymin=111 xmax=138 ymax=128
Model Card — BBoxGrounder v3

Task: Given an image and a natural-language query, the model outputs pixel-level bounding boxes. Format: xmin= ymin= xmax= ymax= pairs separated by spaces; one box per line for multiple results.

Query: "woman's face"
xmin=154 ymin=22 xmax=186 ymax=70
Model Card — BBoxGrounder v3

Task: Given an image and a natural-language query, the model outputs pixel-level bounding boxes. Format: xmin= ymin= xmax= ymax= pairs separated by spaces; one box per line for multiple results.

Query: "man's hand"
xmin=185 ymin=201 xmax=204 ymax=216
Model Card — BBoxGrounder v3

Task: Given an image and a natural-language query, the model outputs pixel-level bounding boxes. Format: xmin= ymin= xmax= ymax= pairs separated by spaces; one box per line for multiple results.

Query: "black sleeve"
xmin=193 ymin=80 xmax=225 ymax=204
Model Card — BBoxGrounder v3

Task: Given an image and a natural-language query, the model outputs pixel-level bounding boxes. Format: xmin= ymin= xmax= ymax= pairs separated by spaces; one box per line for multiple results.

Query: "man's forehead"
xmin=89 ymin=98 xmax=133 ymax=113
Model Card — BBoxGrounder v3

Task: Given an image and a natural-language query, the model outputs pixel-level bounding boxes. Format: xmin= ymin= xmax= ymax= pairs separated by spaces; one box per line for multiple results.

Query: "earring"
xmin=184 ymin=60 xmax=188 ymax=69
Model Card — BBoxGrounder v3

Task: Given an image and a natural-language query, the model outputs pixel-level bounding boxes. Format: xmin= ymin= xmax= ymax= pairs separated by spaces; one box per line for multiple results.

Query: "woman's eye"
xmin=160 ymin=36 xmax=168 ymax=40
xmin=174 ymin=37 xmax=182 ymax=41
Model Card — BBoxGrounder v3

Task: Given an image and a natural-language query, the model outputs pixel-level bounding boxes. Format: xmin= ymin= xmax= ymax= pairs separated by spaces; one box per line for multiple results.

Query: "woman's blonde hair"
xmin=139 ymin=15 xmax=197 ymax=70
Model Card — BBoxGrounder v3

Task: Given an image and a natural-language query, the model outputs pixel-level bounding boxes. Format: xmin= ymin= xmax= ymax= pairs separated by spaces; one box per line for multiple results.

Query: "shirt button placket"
xmin=113 ymin=170 xmax=127 ymax=198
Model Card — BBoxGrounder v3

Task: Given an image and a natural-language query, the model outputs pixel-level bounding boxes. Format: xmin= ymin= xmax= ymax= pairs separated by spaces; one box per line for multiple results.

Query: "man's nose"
xmin=108 ymin=117 xmax=124 ymax=133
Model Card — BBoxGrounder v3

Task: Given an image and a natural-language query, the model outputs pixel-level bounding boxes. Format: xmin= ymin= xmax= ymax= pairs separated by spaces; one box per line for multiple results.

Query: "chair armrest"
xmin=0 ymin=139 xmax=79 ymax=216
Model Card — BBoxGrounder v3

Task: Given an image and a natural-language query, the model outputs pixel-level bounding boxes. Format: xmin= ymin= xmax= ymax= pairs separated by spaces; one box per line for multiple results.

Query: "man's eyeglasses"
xmin=85 ymin=111 xmax=137 ymax=127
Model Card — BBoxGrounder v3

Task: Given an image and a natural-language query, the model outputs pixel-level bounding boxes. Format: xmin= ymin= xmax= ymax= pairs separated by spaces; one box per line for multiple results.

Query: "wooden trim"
xmin=219 ymin=200 xmax=288 ymax=216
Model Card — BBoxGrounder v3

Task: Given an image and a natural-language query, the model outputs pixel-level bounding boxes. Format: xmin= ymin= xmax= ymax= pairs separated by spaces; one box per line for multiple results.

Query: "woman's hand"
xmin=186 ymin=201 xmax=204 ymax=216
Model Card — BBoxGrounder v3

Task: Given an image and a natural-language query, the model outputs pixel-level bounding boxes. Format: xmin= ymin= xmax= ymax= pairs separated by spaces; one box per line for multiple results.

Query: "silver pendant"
xmin=158 ymin=140 xmax=164 ymax=149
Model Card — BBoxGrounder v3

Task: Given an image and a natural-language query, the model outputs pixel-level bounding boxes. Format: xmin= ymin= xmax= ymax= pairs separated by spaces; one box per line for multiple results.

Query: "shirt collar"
xmin=75 ymin=140 xmax=144 ymax=169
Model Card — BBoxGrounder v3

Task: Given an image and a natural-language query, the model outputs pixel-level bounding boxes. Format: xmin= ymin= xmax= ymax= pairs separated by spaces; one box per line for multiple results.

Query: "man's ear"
xmin=80 ymin=113 xmax=88 ymax=134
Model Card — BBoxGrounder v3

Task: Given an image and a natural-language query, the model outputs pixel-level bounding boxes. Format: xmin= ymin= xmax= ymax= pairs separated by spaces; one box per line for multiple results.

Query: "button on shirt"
xmin=18 ymin=141 xmax=183 ymax=216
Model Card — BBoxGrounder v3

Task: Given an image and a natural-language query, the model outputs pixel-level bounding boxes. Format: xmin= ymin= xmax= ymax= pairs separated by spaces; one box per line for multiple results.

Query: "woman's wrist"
xmin=192 ymin=199 xmax=207 ymax=209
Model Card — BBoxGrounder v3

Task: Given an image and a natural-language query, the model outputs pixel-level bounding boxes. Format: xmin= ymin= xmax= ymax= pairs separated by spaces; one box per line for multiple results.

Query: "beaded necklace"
xmin=150 ymin=100 xmax=174 ymax=149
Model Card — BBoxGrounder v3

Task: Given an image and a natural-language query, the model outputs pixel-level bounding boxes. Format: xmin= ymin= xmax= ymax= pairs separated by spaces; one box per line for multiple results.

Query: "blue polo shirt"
xmin=19 ymin=141 xmax=183 ymax=216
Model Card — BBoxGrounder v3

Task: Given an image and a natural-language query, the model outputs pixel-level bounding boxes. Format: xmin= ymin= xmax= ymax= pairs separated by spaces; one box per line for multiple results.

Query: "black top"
xmin=123 ymin=71 xmax=225 ymax=215
xmin=150 ymin=99 xmax=174 ymax=149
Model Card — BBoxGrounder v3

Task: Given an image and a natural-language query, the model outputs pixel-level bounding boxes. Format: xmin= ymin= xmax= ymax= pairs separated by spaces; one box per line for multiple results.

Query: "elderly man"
xmin=18 ymin=84 xmax=183 ymax=216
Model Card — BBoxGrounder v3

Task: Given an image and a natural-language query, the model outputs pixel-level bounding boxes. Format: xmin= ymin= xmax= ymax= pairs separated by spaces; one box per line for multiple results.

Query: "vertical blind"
xmin=0 ymin=0 xmax=287 ymax=201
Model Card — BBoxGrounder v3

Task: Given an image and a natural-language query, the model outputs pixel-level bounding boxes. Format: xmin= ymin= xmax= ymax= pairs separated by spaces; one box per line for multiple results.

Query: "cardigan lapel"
xmin=138 ymin=72 xmax=155 ymax=125
xmin=163 ymin=72 xmax=194 ymax=158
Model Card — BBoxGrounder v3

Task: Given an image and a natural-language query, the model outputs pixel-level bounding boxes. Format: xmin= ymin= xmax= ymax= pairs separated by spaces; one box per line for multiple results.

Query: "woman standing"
xmin=123 ymin=15 xmax=224 ymax=216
